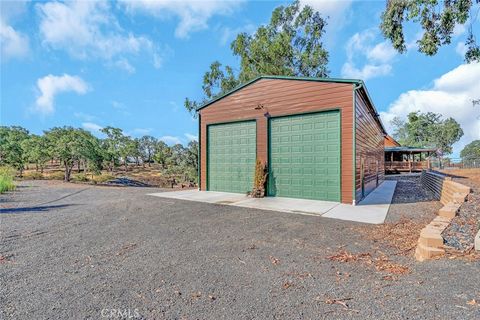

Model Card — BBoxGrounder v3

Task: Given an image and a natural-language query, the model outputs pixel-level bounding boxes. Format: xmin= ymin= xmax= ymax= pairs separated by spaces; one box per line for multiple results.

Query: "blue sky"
xmin=1 ymin=0 xmax=479 ymax=156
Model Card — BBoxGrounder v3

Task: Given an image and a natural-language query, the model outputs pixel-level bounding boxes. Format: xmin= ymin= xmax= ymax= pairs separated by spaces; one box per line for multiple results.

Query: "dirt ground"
xmin=441 ymin=168 xmax=480 ymax=186
xmin=1 ymin=178 xmax=479 ymax=319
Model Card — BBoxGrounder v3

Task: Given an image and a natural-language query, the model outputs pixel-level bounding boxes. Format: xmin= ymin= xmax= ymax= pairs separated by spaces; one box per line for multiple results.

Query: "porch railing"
xmin=385 ymin=160 xmax=430 ymax=172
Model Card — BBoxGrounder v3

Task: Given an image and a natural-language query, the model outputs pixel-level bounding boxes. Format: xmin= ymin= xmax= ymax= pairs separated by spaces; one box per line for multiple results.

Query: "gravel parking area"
xmin=1 ymin=180 xmax=479 ymax=319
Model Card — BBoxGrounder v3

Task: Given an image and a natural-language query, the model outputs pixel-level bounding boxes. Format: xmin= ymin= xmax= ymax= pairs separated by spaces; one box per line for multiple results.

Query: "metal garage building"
xmin=197 ymin=76 xmax=386 ymax=205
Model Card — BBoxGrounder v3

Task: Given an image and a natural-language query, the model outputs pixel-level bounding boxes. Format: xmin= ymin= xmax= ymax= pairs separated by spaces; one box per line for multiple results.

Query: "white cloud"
xmin=405 ymin=31 xmax=422 ymax=51
xmin=74 ymin=112 xmax=96 ymax=121
xmin=122 ymin=0 xmax=244 ymax=38
xmin=0 ymin=0 xmax=29 ymax=62
xmin=1 ymin=1 xmax=28 ymax=20
xmin=131 ymin=128 xmax=153 ymax=136
xmin=114 ymin=58 xmax=136 ymax=74
xmin=453 ymin=23 xmax=466 ymax=37
xmin=367 ymin=41 xmax=397 ymax=63
xmin=37 ymin=0 xmax=164 ymax=70
xmin=82 ymin=122 xmax=103 ymax=132
xmin=380 ymin=63 xmax=480 ymax=157
xmin=219 ymin=23 xmax=256 ymax=45
xmin=0 ymin=19 xmax=29 ymax=61
xmin=185 ymin=133 xmax=198 ymax=141
xmin=153 ymin=52 xmax=163 ymax=69
xmin=341 ymin=62 xmax=392 ymax=80
xmin=455 ymin=41 xmax=468 ymax=58
xmin=341 ymin=28 xmax=397 ymax=80
xmin=35 ymin=74 xmax=89 ymax=114
xmin=160 ymin=135 xmax=182 ymax=145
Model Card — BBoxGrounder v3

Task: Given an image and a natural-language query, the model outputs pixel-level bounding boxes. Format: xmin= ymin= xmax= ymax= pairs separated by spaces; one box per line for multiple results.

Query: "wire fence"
xmin=430 ymin=157 xmax=480 ymax=169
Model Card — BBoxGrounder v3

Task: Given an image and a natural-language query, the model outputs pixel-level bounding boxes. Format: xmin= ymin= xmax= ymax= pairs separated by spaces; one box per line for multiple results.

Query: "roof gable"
xmin=195 ymin=75 xmax=386 ymax=134
xmin=196 ymin=75 xmax=361 ymax=111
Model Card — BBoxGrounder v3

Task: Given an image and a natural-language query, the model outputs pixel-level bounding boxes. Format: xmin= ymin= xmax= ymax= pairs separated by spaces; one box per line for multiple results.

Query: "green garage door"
xmin=207 ymin=121 xmax=256 ymax=193
xmin=268 ymin=111 xmax=341 ymax=201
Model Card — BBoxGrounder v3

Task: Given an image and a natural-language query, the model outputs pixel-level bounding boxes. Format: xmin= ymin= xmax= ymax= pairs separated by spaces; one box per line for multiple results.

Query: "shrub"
xmin=0 ymin=166 xmax=16 ymax=193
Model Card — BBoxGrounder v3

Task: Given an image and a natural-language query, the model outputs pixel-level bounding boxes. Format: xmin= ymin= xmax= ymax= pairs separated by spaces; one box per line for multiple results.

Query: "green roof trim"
xmin=195 ymin=75 xmax=386 ymax=133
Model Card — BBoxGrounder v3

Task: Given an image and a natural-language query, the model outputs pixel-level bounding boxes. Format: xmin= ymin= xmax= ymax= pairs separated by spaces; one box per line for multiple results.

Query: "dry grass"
xmin=357 ymin=217 xmax=426 ymax=256
xmin=22 ymin=163 xmax=195 ymax=188
xmin=439 ymin=168 xmax=480 ymax=186
xmin=327 ymin=250 xmax=410 ymax=275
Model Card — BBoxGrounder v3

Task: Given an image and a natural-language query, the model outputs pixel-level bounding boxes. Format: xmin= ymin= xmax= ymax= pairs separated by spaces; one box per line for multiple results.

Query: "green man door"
xmin=268 ymin=110 xmax=341 ymax=201
xmin=207 ymin=121 xmax=256 ymax=193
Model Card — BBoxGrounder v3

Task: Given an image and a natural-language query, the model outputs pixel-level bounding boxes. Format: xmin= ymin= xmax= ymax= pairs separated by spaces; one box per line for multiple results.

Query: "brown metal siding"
xmin=354 ymin=89 xmax=385 ymax=202
xmin=199 ymin=78 xmax=354 ymax=204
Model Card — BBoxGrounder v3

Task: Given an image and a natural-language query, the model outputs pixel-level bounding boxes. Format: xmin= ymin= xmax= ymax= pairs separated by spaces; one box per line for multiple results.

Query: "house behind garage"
xmin=197 ymin=76 xmax=386 ymax=205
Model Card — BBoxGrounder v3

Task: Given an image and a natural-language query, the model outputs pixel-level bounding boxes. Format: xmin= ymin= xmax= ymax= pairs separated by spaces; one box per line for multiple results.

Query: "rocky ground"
xmin=440 ymin=169 xmax=480 ymax=252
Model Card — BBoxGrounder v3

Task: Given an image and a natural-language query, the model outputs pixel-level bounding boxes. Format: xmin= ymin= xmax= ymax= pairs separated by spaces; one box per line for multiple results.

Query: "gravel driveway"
xmin=1 ymin=180 xmax=479 ymax=319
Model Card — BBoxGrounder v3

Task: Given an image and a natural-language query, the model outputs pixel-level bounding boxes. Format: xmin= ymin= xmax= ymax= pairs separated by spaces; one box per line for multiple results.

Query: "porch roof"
xmin=385 ymin=147 xmax=437 ymax=153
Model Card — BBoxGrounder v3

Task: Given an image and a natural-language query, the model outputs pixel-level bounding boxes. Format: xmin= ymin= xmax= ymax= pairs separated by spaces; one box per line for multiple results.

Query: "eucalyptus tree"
xmin=184 ymin=0 xmax=329 ymax=114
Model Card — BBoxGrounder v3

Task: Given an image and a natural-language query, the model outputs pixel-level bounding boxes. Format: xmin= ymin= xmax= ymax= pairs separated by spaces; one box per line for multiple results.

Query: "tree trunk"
xmin=64 ymin=161 xmax=73 ymax=182
xmin=36 ymin=163 xmax=39 ymax=172
xmin=77 ymin=161 xmax=81 ymax=173
xmin=124 ymin=160 xmax=128 ymax=172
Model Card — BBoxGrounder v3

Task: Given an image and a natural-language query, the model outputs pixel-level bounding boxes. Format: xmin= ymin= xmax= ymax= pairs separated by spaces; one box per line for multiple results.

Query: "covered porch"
xmin=385 ymin=147 xmax=437 ymax=173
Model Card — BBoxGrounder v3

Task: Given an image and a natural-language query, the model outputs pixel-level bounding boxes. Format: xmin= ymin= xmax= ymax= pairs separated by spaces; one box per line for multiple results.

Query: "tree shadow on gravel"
xmin=0 ymin=204 xmax=76 ymax=214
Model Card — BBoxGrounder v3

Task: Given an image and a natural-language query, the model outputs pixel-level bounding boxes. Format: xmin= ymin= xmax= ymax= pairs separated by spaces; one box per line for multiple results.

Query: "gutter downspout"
xmin=198 ymin=113 xmax=201 ymax=191
xmin=352 ymin=81 xmax=363 ymax=205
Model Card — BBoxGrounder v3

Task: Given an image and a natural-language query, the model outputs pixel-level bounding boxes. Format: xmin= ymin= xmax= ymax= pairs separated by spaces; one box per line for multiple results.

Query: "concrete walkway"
xmin=322 ymin=181 xmax=397 ymax=224
xmin=148 ymin=180 xmax=397 ymax=224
